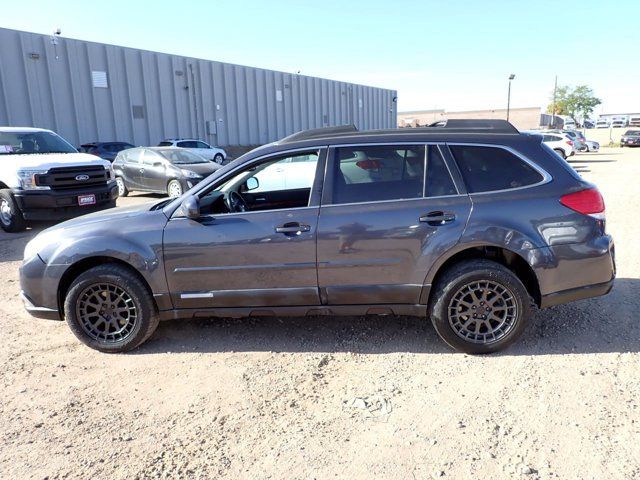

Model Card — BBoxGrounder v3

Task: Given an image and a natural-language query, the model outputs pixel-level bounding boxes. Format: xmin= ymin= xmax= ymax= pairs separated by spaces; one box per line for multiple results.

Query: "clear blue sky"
xmin=2 ymin=0 xmax=638 ymax=115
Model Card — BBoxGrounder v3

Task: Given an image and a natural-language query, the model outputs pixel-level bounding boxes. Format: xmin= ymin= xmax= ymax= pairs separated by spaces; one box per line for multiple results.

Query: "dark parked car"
xmin=79 ymin=142 xmax=135 ymax=162
xmin=20 ymin=120 xmax=615 ymax=354
xmin=112 ymin=147 xmax=221 ymax=198
xmin=620 ymin=130 xmax=640 ymax=147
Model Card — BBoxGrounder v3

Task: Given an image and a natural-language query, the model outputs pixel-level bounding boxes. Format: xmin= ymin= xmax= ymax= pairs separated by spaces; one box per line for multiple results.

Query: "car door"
xmin=162 ymin=148 xmax=327 ymax=310
xmin=194 ymin=141 xmax=214 ymax=160
xmin=140 ymin=150 xmax=169 ymax=192
xmin=121 ymin=148 xmax=144 ymax=190
xmin=316 ymin=143 xmax=472 ymax=305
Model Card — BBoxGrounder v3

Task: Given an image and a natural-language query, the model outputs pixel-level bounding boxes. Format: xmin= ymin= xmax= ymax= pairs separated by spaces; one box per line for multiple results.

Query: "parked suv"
xmin=79 ymin=142 xmax=135 ymax=162
xmin=158 ymin=138 xmax=227 ymax=164
xmin=20 ymin=120 xmax=615 ymax=354
xmin=1 ymin=127 xmax=117 ymax=232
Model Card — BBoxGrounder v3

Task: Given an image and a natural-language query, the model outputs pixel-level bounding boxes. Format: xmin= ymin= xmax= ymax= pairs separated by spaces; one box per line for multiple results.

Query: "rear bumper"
xmin=13 ymin=181 xmax=118 ymax=220
xmin=540 ymin=279 xmax=614 ymax=308
xmin=536 ymin=235 xmax=616 ymax=308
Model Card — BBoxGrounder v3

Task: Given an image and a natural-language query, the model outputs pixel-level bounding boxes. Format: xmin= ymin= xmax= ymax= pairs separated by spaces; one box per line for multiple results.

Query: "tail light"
xmin=566 ymin=140 xmax=573 ymax=146
xmin=560 ymin=188 xmax=605 ymax=216
xmin=356 ymin=159 xmax=382 ymax=170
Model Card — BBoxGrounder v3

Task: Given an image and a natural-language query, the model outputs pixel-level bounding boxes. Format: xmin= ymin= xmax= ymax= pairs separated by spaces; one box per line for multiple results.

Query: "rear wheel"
xmin=167 ymin=179 xmax=183 ymax=198
xmin=116 ymin=177 xmax=129 ymax=197
xmin=64 ymin=264 xmax=159 ymax=353
xmin=429 ymin=259 xmax=531 ymax=354
xmin=554 ymin=148 xmax=566 ymax=159
xmin=0 ymin=189 xmax=27 ymax=233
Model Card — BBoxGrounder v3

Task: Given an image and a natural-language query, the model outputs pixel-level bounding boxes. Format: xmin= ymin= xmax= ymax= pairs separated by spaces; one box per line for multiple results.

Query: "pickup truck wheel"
xmin=554 ymin=148 xmax=566 ymax=159
xmin=167 ymin=179 xmax=183 ymax=198
xmin=429 ymin=259 xmax=531 ymax=354
xmin=0 ymin=189 xmax=27 ymax=233
xmin=214 ymin=153 xmax=224 ymax=164
xmin=116 ymin=177 xmax=129 ymax=197
xmin=64 ymin=264 xmax=159 ymax=353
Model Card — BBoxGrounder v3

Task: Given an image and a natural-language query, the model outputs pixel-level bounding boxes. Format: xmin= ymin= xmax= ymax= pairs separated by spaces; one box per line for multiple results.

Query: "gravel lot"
xmin=1 ymin=148 xmax=639 ymax=480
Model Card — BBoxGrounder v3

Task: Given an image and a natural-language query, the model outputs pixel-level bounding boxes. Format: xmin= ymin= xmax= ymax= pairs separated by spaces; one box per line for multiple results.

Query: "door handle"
xmin=275 ymin=223 xmax=311 ymax=234
xmin=419 ymin=211 xmax=456 ymax=225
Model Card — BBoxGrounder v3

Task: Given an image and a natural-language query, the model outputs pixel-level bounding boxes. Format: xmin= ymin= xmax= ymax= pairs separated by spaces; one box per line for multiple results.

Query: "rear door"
xmin=140 ymin=150 xmax=169 ymax=192
xmin=316 ymin=143 xmax=472 ymax=305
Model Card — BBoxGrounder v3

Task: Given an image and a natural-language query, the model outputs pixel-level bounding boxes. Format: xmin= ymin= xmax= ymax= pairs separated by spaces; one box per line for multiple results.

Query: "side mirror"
xmin=181 ymin=194 xmax=200 ymax=219
xmin=246 ymin=177 xmax=259 ymax=191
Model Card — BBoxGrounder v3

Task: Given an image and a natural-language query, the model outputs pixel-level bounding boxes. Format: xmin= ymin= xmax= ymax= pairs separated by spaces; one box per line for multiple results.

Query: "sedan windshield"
xmin=0 ymin=131 xmax=77 ymax=155
xmin=158 ymin=149 xmax=209 ymax=165
xmin=624 ymin=130 xmax=640 ymax=136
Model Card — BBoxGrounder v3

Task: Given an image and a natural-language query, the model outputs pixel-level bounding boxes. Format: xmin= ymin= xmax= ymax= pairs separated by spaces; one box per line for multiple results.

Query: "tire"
xmin=116 ymin=177 xmax=129 ymax=197
xmin=214 ymin=153 xmax=224 ymax=164
xmin=0 ymin=189 xmax=27 ymax=233
xmin=429 ymin=259 xmax=532 ymax=354
xmin=554 ymin=148 xmax=566 ymax=159
xmin=64 ymin=264 xmax=159 ymax=353
xmin=167 ymin=179 xmax=183 ymax=198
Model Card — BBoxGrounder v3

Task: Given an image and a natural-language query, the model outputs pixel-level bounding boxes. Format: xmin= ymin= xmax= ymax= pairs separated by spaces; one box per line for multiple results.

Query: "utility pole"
xmin=552 ymin=75 xmax=558 ymax=127
xmin=507 ymin=74 xmax=515 ymax=121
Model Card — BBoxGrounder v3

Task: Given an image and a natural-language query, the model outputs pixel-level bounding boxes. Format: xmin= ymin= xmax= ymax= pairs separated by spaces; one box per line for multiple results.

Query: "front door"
xmin=163 ymin=148 xmax=326 ymax=310
xmin=317 ymin=143 xmax=472 ymax=305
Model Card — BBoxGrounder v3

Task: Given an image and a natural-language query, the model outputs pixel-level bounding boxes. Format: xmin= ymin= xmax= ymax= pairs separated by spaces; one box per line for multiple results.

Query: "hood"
xmin=178 ymin=162 xmax=221 ymax=176
xmin=25 ymin=200 xmax=169 ymax=263
xmin=1 ymin=152 xmax=111 ymax=170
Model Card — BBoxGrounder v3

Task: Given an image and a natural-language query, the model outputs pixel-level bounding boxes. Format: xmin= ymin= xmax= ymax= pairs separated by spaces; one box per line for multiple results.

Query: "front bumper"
xmin=13 ymin=181 xmax=118 ymax=221
xmin=20 ymin=291 xmax=61 ymax=320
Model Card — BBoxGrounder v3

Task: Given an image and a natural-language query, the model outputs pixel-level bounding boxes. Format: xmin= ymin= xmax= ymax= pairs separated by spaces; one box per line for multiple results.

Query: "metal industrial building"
xmin=0 ymin=27 xmax=397 ymax=149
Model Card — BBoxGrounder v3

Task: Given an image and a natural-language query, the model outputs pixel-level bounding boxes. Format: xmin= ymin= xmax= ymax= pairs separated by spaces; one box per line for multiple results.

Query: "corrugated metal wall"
xmin=0 ymin=27 xmax=397 ymax=148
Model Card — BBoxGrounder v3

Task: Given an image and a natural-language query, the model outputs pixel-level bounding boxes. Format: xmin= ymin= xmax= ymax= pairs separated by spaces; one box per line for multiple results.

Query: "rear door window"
xmin=330 ymin=144 xmax=425 ymax=204
xmin=449 ymin=145 xmax=543 ymax=193
xmin=425 ymin=146 xmax=457 ymax=197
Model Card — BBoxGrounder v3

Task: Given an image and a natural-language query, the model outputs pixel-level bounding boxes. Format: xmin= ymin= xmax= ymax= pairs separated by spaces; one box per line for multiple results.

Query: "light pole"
xmin=506 ymin=74 xmax=515 ymax=121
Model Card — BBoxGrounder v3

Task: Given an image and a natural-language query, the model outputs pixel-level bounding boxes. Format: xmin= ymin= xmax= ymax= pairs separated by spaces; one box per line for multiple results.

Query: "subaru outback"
xmin=20 ymin=120 xmax=615 ymax=354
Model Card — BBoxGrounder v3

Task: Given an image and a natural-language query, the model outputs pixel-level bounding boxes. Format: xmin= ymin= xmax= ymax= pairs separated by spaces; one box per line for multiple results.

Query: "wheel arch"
xmin=57 ymin=256 xmax=158 ymax=318
xmin=423 ymin=245 xmax=541 ymax=308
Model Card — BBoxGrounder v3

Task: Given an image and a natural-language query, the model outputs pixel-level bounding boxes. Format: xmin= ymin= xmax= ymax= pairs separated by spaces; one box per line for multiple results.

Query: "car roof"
xmin=0 ymin=126 xmax=53 ymax=133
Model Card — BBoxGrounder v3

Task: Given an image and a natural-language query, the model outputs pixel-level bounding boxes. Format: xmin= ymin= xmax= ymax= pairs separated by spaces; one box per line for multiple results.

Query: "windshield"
xmin=625 ymin=130 xmax=640 ymax=136
xmin=158 ymin=149 xmax=209 ymax=165
xmin=0 ymin=131 xmax=77 ymax=155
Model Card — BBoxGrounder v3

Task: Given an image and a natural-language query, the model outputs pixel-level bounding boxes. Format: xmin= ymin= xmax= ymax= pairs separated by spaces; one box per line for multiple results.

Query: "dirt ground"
xmin=1 ymin=148 xmax=639 ymax=480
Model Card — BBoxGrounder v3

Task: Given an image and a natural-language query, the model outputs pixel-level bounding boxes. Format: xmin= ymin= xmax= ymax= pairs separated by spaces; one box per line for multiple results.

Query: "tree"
xmin=546 ymin=84 xmax=601 ymax=123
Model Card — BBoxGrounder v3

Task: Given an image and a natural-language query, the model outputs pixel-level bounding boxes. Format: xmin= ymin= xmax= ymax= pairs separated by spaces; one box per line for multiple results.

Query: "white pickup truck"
xmin=0 ymin=127 xmax=118 ymax=232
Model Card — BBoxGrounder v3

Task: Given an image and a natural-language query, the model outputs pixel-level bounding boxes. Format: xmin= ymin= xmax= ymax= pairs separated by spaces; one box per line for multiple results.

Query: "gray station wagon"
xmin=20 ymin=120 xmax=616 ymax=354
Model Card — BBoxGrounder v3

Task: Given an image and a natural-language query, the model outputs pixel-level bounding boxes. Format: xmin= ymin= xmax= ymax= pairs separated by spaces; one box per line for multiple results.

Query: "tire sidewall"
xmin=214 ymin=153 xmax=223 ymax=164
xmin=167 ymin=179 xmax=183 ymax=198
xmin=430 ymin=262 xmax=531 ymax=354
xmin=116 ymin=177 xmax=128 ymax=196
xmin=64 ymin=267 xmax=157 ymax=353
xmin=0 ymin=189 xmax=26 ymax=232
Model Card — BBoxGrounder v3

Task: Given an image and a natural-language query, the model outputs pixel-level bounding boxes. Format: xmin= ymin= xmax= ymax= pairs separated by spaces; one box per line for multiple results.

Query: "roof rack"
xmin=425 ymin=119 xmax=519 ymax=133
xmin=279 ymin=124 xmax=358 ymax=143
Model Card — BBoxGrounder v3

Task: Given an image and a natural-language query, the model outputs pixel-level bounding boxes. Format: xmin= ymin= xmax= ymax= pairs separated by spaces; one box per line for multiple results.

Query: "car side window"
xmin=330 ymin=144 xmax=425 ymax=204
xmin=178 ymin=141 xmax=197 ymax=148
xmin=197 ymin=151 xmax=320 ymax=216
xmin=425 ymin=146 xmax=457 ymax=197
xmin=195 ymin=141 xmax=210 ymax=149
xmin=449 ymin=145 xmax=544 ymax=193
xmin=142 ymin=150 xmax=161 ymax=165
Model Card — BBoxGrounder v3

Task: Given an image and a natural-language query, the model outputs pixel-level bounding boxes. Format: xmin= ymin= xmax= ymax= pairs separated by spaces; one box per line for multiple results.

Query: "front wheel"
xmin=429 ymin=259 xmax=531 ymax=354
xmin=116 ymin=177 xmax=129 ymax=197
xmin=0 ymin=189 xmax=27 ymax=233
xmin=167 ymin=179 xmax=183 ymax=198
xmin=64 ymin=264 xmax=159 ymax=353
xmin=214 ymin=153 xmax=224 ymax=164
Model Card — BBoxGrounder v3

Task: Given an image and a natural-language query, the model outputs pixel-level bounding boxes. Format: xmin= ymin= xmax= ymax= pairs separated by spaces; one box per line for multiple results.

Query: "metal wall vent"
xmin=91 ymin=70 xmax=108 ymax=88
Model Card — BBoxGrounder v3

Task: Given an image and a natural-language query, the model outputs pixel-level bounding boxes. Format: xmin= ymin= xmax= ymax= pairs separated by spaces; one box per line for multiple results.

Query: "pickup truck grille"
xmin=35 ymin=166 xmax=108 ymax=190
